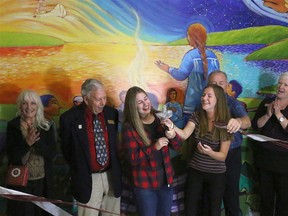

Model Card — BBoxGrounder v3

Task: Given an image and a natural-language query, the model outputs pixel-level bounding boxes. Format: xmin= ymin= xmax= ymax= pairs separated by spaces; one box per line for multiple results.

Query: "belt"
xmin=93 ymin=166 xmax=110 ymax=173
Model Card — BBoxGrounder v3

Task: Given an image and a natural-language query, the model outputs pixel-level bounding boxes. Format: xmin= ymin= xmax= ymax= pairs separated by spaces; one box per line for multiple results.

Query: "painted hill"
xmin=169 ymin=25 xmax=288 ymax=60
xmin=0 ymin=32 xmax=64 ymax=47
xmin=0 ymin=0 xmax=134 ymax=43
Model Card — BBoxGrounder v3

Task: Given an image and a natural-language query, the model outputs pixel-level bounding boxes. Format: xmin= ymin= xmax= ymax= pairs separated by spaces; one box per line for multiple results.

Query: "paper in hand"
xmin=156 ymin=105 xmax=173 ymax=120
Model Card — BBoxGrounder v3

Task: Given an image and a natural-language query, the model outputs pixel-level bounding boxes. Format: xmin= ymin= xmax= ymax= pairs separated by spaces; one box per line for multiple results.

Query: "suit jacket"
xmin=59 ymin=104 xmax=122 ymax=203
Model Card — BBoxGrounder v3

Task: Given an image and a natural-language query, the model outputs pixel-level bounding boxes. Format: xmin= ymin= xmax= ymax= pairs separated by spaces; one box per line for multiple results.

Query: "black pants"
xmin=185 ymin=168 xmax=226 ymax=216
xmin=258 ymin=169 xmax=288 ymax=216
xmin=223 ymin=147 xmax=241 ymax=216
xmin=7 ymin=179 xmax=44 ymax=216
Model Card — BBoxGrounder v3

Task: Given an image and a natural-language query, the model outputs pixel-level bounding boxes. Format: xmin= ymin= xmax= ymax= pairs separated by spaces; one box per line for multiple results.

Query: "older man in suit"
xmin=59 ymin=79 xmax=122 ymax=216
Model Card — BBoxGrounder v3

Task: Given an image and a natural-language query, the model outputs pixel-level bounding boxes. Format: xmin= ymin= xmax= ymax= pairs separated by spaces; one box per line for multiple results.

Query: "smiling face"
xmin=84 ymin=87 xmax=107 ymax=114
xmin=208 ymin=72 xmax=228 ymax=93
xmin=136 ymin=92 xmax=151 ymax=118
xmin=201 ymin=87 xmax=217 ymax=112
xmin=20 ymin=99 xmax=38 ymax=119
xmin=277 ymin=76 xmax=288 ymax=100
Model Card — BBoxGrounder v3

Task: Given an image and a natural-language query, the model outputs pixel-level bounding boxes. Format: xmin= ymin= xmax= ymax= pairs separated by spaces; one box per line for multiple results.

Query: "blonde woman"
xmin=6 ymin=90 xmax=56 ymax=216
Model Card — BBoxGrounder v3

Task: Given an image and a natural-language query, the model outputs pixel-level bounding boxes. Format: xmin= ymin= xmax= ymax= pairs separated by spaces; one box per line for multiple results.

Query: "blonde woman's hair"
xmin=198 ymin=84 xmax=233 ymax=141
xmin=123 ymin=86 xmax=158 ymax=146
xmin=16 ymin=90 xmax=50 ymax=131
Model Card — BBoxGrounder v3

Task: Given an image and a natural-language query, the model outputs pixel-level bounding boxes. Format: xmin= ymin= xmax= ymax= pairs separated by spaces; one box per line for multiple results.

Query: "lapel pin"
xmin=108 ymin=120 xmax=115 ymax=124
xmin=78 ymin=125 xmax=82 ymax=129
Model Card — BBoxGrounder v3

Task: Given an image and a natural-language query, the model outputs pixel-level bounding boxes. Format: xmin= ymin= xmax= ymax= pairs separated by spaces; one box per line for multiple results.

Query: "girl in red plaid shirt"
xmin=121 ymin=86 xmax=182 ymax=216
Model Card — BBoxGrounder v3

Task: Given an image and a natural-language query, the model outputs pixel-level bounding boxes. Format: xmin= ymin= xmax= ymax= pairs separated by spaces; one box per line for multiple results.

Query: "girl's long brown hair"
xmin=198 ymin=84 xmax=233 ymax=141
xmin=123 ymin=86 xmax=158 ymax=146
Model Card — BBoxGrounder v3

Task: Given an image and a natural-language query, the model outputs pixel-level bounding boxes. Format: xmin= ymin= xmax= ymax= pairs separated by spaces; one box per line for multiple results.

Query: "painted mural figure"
xmin=155 ymin=23 xmax=220 ymax=122
xmin=116 ymin=90 xmax=127 ymax=124
xmin=227 ymin=79 xmax=248 ymax=111
xmin=251 ymin=72 xmax=288 ymax=216
xmin=121 ymin=86 xmax=182 ymax=216
xmin=35 ymin=0 xmax=47 ymax=15
xmin=34 ymin=0 xmax=67 ymax=18
xmin=72 ymin=95 xmax=83 ymax=107
xmin=40 ymin=94 xmax=61 ymax=139
xmin=208 ymin=70 xmax=251 ymax=216
xmin=165 ymin=88 xmax=184 ymax=159
xmin=163 ymin=84 xmax=233 ymax=215
xmin=5 ymin=90 xmax=56 ymax=216
xmin=263 ymin=0 xmax=288 ymax=13
xmin=59 ymin=79 xmax=122 ymax=216
xmin=165 ymin=88 xmax=184 ymax=128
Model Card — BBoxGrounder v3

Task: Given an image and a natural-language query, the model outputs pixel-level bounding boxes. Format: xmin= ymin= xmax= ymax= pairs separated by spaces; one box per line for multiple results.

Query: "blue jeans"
xmin=133 ymin=185 xmax=173 ymax=216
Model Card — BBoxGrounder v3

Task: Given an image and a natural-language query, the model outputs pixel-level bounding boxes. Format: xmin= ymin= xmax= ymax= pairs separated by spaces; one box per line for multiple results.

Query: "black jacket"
xmin=59 ymin=104 xmax=122 ymax=203
xmin=6 ymin=116 xmax=56 ymax=198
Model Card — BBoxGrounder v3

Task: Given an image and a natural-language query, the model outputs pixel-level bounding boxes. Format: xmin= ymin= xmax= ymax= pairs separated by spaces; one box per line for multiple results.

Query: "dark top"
xmin=144 ymin=120 xmax=165 ymax=186
xmin=251 ymin=95 xmax=288 ymax=173
xmin=6 ymin=116 xmax=56 ymax=198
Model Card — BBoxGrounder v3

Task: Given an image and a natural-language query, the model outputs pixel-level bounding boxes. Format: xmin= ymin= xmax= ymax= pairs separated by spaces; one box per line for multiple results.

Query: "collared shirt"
xmin=226 ymin=95 xmax=248 ymax=150
xmin=122 ymin=116 xmax=182 ymax=189
xmin=85 ymin=105 xmax=110 ymax=172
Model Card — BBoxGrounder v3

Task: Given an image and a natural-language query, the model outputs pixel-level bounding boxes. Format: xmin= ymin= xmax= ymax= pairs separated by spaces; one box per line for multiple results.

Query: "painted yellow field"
xmin=0 ymin=43 xmax=189 ymax=108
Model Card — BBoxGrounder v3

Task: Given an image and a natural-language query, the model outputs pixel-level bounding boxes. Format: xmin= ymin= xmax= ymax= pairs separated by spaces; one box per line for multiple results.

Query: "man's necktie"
xmin=93 ymin=115 xmax=108 ymax=166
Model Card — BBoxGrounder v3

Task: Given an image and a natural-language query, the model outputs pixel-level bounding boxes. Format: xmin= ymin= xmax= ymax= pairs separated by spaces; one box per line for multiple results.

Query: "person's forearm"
xmin=237 ymin=115 xmax=251 ymax=129
xmin=174 ymin=126 xmax=189 ymax=140
xmin=257 ymin=114 xmax=270 ymax=128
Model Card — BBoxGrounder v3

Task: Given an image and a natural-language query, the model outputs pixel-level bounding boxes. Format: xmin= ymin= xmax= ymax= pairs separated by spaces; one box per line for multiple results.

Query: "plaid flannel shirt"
xmin=122 ymin=118 xmax=182 ymax=189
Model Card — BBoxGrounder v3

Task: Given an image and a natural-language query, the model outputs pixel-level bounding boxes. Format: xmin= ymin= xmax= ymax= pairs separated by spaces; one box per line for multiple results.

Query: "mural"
xmin=0 ymin=0 xmax=287 ymax=215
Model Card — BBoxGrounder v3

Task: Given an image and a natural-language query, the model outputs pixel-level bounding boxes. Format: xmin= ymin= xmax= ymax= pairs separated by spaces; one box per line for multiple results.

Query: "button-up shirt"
xmin=85 ymin=105 xmax=110 ymax=172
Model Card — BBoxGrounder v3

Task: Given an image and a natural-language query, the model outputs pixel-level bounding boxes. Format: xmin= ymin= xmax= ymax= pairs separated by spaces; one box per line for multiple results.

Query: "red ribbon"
xmin=1 ymin=194 xmax=120 ymax=215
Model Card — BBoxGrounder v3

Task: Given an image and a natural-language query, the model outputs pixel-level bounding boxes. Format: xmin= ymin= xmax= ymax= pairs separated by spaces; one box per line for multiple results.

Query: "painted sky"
xmin=93 ymin=0 xmax=288 ymax=42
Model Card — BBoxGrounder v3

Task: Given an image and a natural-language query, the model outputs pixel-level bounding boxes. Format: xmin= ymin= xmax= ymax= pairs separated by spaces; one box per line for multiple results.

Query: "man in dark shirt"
xmin=59 ymin=79 xmax=121 ymax=216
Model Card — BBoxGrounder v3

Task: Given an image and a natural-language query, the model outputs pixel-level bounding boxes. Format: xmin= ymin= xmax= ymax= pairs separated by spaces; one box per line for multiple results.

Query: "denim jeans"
xmin=133 ymin=185 xmax=173 ymax=216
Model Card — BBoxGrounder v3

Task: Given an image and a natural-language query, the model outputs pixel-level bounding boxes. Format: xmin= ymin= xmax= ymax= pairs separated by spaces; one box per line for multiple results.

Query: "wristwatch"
xmin=278 ymin=116 xmax=285 ymax=123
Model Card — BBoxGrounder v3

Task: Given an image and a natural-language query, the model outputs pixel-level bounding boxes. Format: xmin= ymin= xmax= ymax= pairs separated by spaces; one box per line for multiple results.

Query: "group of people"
xmin=4 ymin=22 xmax=288 ymax=216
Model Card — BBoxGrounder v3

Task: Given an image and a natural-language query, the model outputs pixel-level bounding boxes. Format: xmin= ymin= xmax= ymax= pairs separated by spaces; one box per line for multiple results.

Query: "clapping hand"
xmin=26 ymin=127 xmax=40 ymax=146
